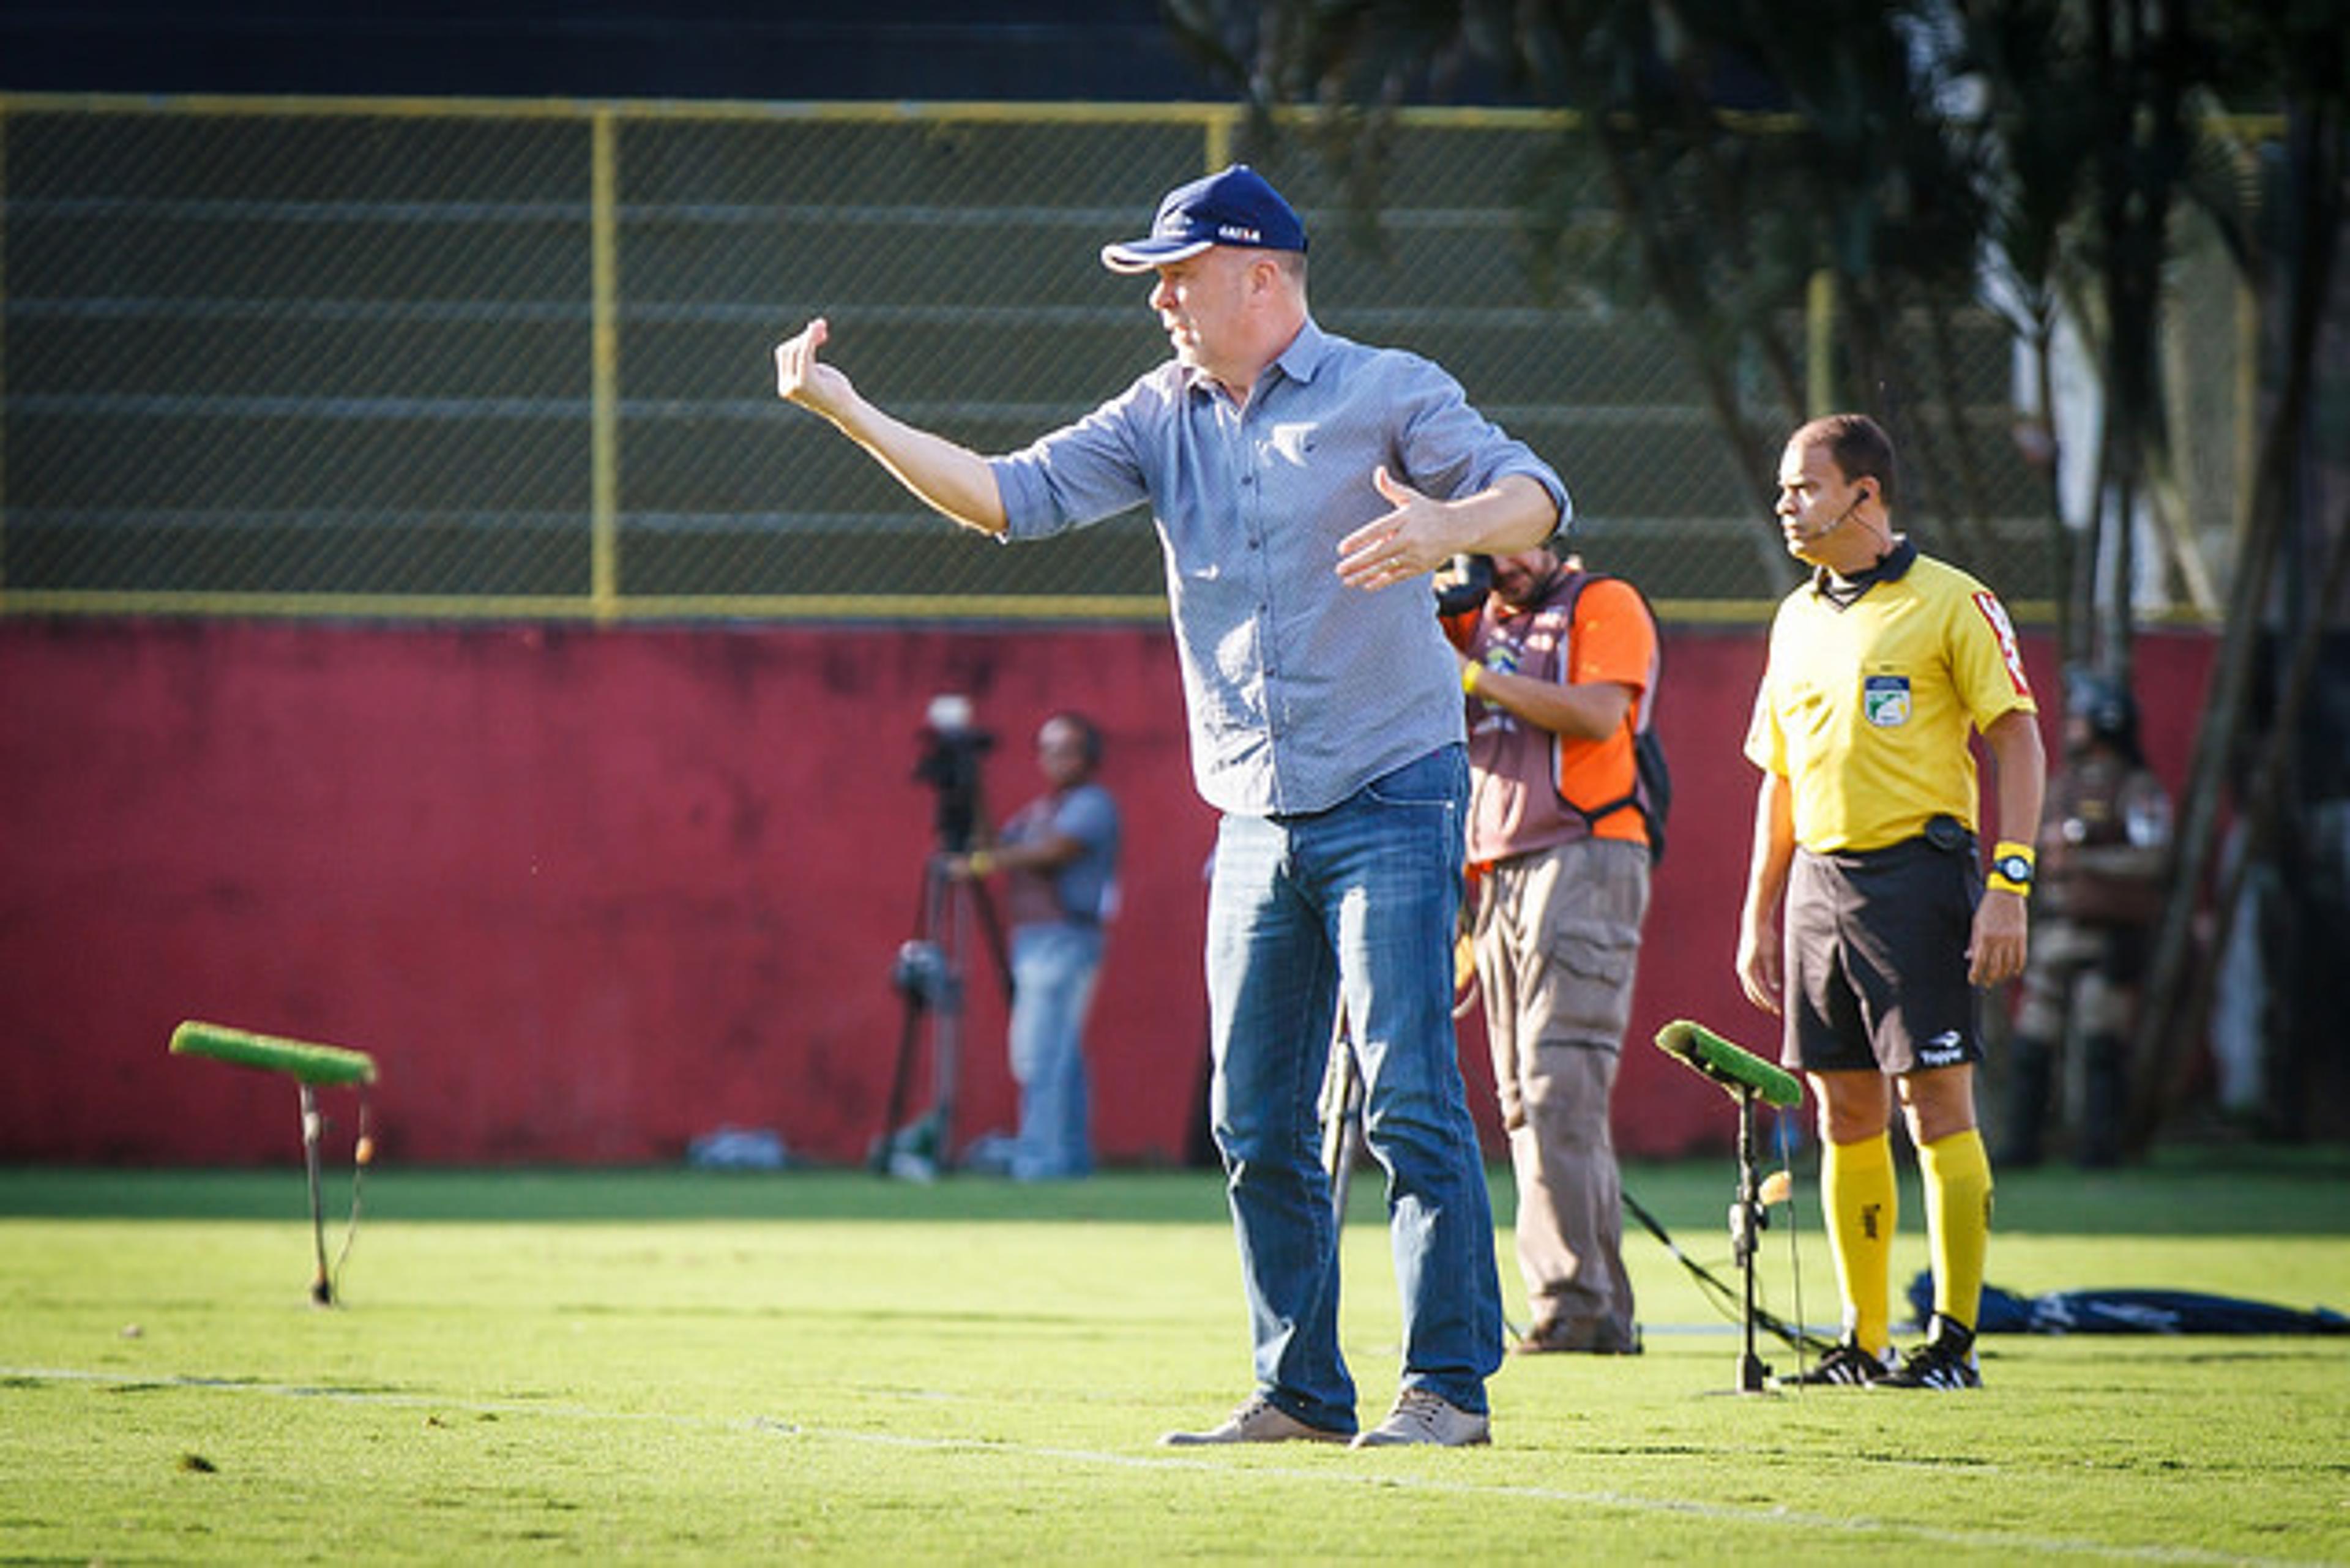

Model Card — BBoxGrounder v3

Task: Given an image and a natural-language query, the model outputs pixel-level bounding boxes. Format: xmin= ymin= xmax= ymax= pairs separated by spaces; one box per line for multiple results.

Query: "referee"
xmin=1734 ymin=413 xmax=2046 ymax=1391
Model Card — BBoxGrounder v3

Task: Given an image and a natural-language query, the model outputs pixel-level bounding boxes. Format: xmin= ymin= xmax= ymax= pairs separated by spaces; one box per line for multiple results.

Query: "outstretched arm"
xmin=774 ymin=318 xmax=1007 ymax=536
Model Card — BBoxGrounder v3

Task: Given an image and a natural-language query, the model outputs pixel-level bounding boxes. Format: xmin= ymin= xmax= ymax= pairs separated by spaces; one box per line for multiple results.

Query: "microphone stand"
xmin=1731 ymin=1084 xmax=1770 ymax=1392
xmin=1653 ymin=1020 xmax=1802 ymax=1394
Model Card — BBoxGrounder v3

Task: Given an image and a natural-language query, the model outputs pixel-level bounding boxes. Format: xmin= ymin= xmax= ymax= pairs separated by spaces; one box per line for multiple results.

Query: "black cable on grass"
xmin=1623 ymin=1168 xmax=1834 ymax=1358
xmin=1774 ymin=1113 xmax=1825 ymax=1371
xmin=329 ymin=1088 xmax=372 ymax=1298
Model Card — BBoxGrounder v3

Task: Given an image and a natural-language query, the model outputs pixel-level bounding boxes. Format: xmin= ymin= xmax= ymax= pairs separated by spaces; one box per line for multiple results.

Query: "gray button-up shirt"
xmin=990 ymin=318 xmax=1570 ymax=818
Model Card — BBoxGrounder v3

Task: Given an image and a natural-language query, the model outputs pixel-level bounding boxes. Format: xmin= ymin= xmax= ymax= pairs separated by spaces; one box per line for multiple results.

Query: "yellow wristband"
xmin=1986 ymin=840 xmax=2034 ymax=897
xmin=1993 ymin=840 xmax=2035 ymax=869
xmin=1462 ymin=662 xmax=1482 ymax=696
xmin=968 ymin=850 xmax=993 ymax=876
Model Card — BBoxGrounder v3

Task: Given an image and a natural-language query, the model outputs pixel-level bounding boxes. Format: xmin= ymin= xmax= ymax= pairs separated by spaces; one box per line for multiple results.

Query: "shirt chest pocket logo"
xmin=1269 ymin=424 xmax=1316 ymax=465
xmin=1863 ymin=674 xmax=1912 ymax=728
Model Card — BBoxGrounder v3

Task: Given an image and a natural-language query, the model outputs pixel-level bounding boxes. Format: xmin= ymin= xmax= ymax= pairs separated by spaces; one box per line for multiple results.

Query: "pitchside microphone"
xmin=1654 ymin=1020 xmax=1804 ymax=1108
xmin=171 ymin=1021 xmax=378 ymax=1085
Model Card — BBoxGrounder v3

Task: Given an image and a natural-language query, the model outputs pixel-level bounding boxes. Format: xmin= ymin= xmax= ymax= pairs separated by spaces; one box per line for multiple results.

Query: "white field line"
xmin=3 ymin=1365 xmax=2322 ymax=1568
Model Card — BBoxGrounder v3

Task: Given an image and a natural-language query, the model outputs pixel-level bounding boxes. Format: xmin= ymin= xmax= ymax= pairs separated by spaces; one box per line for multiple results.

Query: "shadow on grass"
xmin=4 ymin=1143 xmax=2346 ymax=1233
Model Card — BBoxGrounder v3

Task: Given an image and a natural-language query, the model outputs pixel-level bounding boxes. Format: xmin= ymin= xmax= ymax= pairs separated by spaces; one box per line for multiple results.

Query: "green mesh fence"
xmin=0 ymin=95 xmax=2257 ymax=622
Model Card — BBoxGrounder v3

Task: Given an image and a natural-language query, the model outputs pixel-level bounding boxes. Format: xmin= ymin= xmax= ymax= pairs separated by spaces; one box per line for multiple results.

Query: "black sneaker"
xmin=1788 ymin=1338 xmax=1895 ymax=1386
xmin=1880 ymin=1318 xmax=1982 ymax=1390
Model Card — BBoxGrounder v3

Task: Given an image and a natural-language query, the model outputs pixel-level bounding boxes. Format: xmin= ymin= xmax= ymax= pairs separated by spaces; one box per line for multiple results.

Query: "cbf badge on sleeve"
xmin=1864 ymin=673 xmax=1912 ymax=726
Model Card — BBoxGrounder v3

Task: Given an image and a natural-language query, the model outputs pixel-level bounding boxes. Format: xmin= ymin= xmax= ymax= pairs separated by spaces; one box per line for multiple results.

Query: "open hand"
xmin=1336 ymin=466 xmax=1457 ymax=592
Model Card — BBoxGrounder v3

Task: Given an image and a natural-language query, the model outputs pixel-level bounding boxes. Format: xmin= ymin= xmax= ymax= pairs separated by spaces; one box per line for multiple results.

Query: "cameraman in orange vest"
xmin=1452 ymin=542 xmax=1662 ymax=1356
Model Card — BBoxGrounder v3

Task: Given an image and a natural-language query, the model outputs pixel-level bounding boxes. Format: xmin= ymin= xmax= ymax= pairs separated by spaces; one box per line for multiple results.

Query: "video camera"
xmin=1433 ymin=553 xmax=1493 ymax=617
xmin=914 ymin=693 xmax=993 ymax=852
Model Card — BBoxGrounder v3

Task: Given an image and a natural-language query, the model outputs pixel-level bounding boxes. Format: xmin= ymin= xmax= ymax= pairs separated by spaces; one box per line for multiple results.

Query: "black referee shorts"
xmin=1783 ymin=829 xmax=1982 ymax=1077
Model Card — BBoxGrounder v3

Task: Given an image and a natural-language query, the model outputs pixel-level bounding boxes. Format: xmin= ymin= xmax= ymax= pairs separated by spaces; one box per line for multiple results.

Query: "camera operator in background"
xmin=1447 ymin=543 xmax=1660 ymax=1356
xmin=946 ymin=712 xmax=1121 ymax=1181
xmin=2001 ymin=668 xmax=2171 ymax=1169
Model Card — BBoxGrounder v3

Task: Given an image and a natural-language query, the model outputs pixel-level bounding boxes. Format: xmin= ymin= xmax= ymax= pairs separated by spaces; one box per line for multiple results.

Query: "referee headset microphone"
xmin=1798 ymin=482 xmax=1872 ymax=543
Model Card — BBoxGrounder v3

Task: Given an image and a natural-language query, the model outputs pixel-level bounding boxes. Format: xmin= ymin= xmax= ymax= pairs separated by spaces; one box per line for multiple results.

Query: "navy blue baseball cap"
xmin=1100 ymin=164 xmax=1308 ymax=274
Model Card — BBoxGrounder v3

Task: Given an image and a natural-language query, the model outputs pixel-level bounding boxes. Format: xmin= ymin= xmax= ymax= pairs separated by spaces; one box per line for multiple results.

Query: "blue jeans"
xmin=1205 ymin=745 xmax=1504 ymax=1430
xmin=1005 ymin=921 xmax=1103 ymax=1180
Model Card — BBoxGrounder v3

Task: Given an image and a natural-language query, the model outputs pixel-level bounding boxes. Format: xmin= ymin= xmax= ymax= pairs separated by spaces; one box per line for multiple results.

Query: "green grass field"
xmin=5 ymin=1148 xmax=2347 ymax=1564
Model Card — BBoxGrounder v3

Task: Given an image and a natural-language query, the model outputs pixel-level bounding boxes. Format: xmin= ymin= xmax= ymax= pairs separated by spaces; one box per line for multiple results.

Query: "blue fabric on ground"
xmin=1909 ymin=1271 xmax=2349 ymax=1334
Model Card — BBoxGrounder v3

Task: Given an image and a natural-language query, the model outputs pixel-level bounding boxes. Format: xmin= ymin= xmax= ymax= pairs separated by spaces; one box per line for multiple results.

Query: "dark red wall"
xmin=0 ymin=618 xmax=2212 ymax=1168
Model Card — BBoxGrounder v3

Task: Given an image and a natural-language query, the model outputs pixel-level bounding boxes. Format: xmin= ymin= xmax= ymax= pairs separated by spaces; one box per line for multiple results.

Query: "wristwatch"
xmin=1990 ymin=851 xmax=2035 ymax=892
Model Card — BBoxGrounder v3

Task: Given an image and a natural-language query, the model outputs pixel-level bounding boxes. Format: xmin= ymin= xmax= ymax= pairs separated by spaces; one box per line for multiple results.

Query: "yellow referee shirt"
xmin=1744 ymin=548 xmax=2037 ymax=854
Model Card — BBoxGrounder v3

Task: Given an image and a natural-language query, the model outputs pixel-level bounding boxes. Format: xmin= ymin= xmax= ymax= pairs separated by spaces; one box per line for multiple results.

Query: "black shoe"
xmin=1880 ymin=1318 xmax=1982 ymax=1390
xmin=1788 ymin=1337 xmax=1895 ymax=1386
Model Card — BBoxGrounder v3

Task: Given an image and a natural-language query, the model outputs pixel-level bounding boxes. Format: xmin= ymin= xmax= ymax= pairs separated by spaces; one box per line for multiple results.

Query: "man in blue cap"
xmin=775 ymin=164 xmax=1570 ymax=1447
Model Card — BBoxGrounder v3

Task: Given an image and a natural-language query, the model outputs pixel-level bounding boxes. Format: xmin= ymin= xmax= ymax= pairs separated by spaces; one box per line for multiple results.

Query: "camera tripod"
xmin=1318 ymin=1004 xmax=1365 ymax=1223
xmin=871 ymin=849 xmax=1014 ymax=1181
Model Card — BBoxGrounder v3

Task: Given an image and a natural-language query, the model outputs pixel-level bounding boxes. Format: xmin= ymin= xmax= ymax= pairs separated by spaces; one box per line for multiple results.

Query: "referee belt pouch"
xmin=1922 ymin=813 xmax=1972 ymax=856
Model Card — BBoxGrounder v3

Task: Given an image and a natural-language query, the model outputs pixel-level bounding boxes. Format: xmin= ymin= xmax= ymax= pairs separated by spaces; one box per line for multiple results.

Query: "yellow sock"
xmin=1919 ymin=1127 xmax=1993 ymax=1334
xmin=1822 ymin=1132 xmax=1897 ymax=1354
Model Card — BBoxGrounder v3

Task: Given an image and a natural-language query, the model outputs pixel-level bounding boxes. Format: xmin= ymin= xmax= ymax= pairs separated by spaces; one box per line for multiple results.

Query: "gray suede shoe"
xmin=1348 ymin=1388 xmax=1491 ymax=1448
xmin=1158 ymin=1395 xmax=1351 ymax=1446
